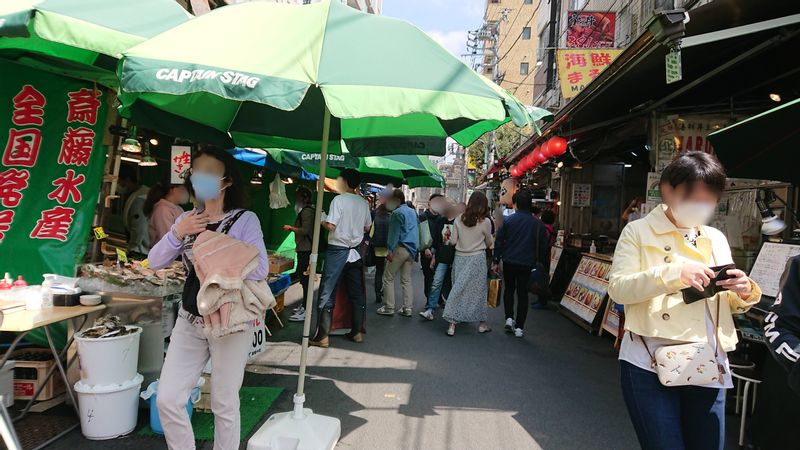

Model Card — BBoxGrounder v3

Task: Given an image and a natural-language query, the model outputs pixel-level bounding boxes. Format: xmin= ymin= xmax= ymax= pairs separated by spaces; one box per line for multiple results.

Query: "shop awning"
xmin=501 ymin=0 xmax=800 ymax=168
xmin=708 ymin=98 xmax=800 ymax=182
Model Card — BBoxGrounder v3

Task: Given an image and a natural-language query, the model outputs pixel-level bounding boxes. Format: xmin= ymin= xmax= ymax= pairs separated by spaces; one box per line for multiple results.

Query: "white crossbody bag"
xmin=639 ymin=227 xmax=727 ymax=387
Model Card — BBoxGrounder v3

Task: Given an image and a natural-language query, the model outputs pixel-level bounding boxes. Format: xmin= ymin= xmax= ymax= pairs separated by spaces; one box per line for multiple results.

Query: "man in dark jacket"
xmin=419 ymin=193 xmax=444 ymax=297
xmin=764 ymin=256 xmax=800 ymax=393
xmin=492 ymin=189 xmax=548 ymax=337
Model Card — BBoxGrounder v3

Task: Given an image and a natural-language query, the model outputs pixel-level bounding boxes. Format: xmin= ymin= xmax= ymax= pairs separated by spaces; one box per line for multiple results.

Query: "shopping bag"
xmin=487 ymin=277 xmax=501 ymax=308
xmin=418 ymin=220 xmax=433 ymax=251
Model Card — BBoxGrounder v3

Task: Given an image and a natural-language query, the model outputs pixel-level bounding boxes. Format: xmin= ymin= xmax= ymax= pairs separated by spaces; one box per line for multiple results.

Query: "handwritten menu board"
xmin=749 ymin=242 xmax=800 ymax=298
xmin=560 ymin=255 xmax=611 ymax=325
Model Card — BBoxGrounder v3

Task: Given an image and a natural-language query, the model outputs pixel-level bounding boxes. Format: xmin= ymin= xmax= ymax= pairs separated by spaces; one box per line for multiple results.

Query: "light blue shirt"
xmin=387 ymin=204 xmax=419 ymax=257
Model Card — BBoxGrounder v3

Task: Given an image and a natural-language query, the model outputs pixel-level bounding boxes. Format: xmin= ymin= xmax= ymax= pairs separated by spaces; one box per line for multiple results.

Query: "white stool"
xmin=731 ymin=370 xmax=762 ymax=448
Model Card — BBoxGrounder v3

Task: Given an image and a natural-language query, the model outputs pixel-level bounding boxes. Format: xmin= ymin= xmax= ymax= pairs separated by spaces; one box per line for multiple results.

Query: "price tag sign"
xmin=248 ymin=317 xmax=267 ymax=359
xmin=665 ymin=50 xmax=682 ymax=84
xmin=93 ymin=226 xmax=108 ymax=240
xmin=116 ymin=247 xmax=128 ymax=263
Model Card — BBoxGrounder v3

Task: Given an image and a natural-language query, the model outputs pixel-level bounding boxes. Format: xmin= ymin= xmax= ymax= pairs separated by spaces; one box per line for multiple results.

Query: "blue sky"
xmin=383 ymin=0 xmax=485 ymax=57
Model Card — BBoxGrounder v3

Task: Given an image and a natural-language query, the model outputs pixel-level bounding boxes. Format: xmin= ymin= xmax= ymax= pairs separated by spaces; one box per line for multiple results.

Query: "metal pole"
xmin=293 ymin=104 xmax=331 ymax=418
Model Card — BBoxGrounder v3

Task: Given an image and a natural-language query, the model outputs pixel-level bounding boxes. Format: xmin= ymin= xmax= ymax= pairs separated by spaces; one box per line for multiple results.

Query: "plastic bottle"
xmin=2 ymin=273 xmax=11 ymax=286
xmin=13 ymin=276 xmax=27 ymax=288
xmin=589 ymin=240 xmax=597 ymax=254
xmin=41 ymin=275 xmax=54 ymax=308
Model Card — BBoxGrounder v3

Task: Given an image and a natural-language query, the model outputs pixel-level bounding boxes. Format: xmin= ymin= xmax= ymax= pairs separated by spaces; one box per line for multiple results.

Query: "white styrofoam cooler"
xmin=74 ymin=326 xmax=141 ymax=385
xmin=74 ymin=374 xmax=143 ymax=440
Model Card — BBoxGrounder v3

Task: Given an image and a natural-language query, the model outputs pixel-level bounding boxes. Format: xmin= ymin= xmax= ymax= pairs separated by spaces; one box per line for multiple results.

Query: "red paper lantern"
xmin=548 ymin=136 xmax=568 ymax=156
xmin=518 ymin=155 xmax=531 ymax=171
xmin=533 ymin=148 xmax=548 ymax=164
xmin=539 ymin=142 xmax=553 ymax=158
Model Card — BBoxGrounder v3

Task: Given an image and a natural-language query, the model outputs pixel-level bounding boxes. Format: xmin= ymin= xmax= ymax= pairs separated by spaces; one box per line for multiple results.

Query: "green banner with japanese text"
xmin=0 ymin=60 xmax=108 ymax=283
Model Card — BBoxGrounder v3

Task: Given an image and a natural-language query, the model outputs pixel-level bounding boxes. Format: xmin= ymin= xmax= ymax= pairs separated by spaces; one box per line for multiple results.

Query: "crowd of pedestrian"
xmin=282 ymin=169 xmax=555 ymax=346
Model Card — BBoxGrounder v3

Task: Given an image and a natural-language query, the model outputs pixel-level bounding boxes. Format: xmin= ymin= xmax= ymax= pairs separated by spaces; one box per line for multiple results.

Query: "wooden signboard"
xmin=559 ymin=253 xmax=612 ymax=332
xmin=601 ymin=299 xmax=622 ymax=338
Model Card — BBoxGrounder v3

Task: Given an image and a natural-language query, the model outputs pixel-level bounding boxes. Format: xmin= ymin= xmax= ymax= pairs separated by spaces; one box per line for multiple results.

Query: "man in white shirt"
xmin=310 ymin=169 xmax=372 ymax=348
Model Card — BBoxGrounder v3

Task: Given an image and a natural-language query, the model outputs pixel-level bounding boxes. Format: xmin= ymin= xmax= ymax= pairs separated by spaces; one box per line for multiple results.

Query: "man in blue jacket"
xmin=492 ymin=189 xmax=548 ymax=337
xmin=377 ymin=189 xmax=419 ymax=317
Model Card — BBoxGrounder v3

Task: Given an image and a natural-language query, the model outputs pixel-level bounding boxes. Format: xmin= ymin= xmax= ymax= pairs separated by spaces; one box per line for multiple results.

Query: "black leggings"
xmin=503 ymin=262 xmax=532 ymax=329
xmin=296 ymin=251 xmax=311 ymax=305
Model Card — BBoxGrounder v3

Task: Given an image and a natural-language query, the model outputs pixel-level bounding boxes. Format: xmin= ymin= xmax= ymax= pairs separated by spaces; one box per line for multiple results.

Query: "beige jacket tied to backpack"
xmin=193 ymin=230 xmax=276 ymax=338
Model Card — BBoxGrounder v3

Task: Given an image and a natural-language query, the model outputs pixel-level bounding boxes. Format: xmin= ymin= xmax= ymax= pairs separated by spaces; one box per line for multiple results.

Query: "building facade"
xmin=479 ymin=0 xmax=541 ymax=106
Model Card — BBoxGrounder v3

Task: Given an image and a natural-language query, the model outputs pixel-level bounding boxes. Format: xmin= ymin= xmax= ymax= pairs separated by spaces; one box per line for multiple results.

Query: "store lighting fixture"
xmin=282 ymin=177 xmax=294 ymax=185
xmin=536 ymin=60 xmax=543 ymax=66
xmin=149 ymin=138 xmax=159 ymax=146
xmin=119 ymin=125 xmax=142 ymax=153
xmin=557 ymin=161 xmax=564 ymax=168
xmin=624 ymin=164 xmax=633 ymax=168
xmin=138 ymin=143 xmax=158 ymax=167
xmin=572 ymin=162 xmax=583 ymax=170
xmin=120 ymin=156 xmax=141 ymax=164
xmin=769 ymin=93 xmax=782 ymax=102
xmin=757 ymin=189 xmax=787 ymax=236
xmin=557 ymin=201 xmax=562 ymax=206
xmin=250 ymin=169 xmax=264 ymax=185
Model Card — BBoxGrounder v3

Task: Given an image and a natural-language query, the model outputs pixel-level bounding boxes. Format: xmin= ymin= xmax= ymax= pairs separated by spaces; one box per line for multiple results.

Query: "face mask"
xmin=671 ymin=201 xmax=716 ymax=227
xmin=190 ymin=172 xmax=224 ymax=202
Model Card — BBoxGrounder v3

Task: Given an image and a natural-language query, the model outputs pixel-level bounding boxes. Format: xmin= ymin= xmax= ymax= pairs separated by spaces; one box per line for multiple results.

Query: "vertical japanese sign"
xmin=170 ymin=145 xmax=191 ymax=184
xmin=0 ymin=61 xmax=108 ymax=282
xmin=566 ymin=11 xmax=616 ymax=48
xmin=556 ymin=49 xmax=622 ymax=98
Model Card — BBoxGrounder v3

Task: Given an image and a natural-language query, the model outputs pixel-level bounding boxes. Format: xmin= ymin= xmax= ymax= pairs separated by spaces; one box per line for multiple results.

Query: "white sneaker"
xmin=514 ymin=328 xmax=524 ymax=338
xmin=504 ymin=318 xmax=515 ymax=332
xmin=292 ymin=305 xmax=305 ymax=314
xmin=419 ymin=310 xmax=434 ymax=321
xmin=288 ymin=310 xmax=306 ymax=322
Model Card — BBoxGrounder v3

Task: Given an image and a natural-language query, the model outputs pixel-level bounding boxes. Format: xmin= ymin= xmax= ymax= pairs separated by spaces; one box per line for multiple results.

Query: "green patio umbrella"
xmin=117 ymin=1 xmax=537 ymax=155
xmin=0 ymin=0 xmax=191 ymax=86
xmin=114 ymin=1 xmax=544 ymax=444
xmin=261 ymin=149 xmax=445 ymax=188
xmin=708 ymin=98 xmax=800 ymax=183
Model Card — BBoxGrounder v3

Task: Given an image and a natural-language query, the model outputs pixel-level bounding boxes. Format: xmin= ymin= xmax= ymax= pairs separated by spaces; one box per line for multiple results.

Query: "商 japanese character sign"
xmin=0 ymin=60 xmax=107 ymax=281
xmin=556 ymin=49 xmax=622 ymax=99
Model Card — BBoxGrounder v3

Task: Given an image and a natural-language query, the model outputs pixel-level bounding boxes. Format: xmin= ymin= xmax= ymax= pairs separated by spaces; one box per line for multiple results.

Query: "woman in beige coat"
xmin=608 ymin=151 xmax=761 ymax=450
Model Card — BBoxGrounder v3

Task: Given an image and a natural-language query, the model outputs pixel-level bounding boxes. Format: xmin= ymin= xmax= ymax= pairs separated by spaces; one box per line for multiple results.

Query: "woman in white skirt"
xmin=443 ymin=191 xmax=494 ymax=336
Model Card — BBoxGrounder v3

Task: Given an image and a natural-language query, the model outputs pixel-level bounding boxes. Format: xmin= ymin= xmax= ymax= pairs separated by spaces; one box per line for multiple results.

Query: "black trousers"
xmin=373 ymin=256 xmax=386 ymax=302
xmin=421 ymin=255 xmax=435 ymax=298
xmin=296 ymin=251 xmax=311 ymax=306
xmin=503 ymin=262 xmax=532 ymax=329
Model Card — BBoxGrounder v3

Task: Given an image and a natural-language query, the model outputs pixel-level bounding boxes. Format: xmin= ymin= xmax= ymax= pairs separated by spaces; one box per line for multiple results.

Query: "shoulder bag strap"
xmin=220 ymin=209 xmax=246 ymax=235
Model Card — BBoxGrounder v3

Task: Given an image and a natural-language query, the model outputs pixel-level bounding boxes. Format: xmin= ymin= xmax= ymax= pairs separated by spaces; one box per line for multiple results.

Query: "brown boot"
xmin=310 ymin=309 xmax=332 ymax=348
xmin=346 ymin=332 xmax=364 ymax=343
xmin=309 ymin=336 xmax=330 ymax=348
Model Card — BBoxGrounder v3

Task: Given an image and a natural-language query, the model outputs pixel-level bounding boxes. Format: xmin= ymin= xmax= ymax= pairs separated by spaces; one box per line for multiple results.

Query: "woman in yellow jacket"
xmin=608 ymin=151 xmax=761 ymax=450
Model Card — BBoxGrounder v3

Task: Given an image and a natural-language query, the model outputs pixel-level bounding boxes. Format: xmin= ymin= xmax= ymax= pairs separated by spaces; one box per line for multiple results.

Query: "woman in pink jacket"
xmin=148 ymin=146 xmax=268 ymax=450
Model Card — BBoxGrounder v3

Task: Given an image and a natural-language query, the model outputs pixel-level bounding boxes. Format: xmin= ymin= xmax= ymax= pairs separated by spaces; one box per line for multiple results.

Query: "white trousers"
xmin=157 ymin=313 xmax=250 ymax=450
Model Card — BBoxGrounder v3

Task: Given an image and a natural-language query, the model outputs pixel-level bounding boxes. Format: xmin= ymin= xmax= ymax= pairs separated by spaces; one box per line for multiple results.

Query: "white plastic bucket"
xmin=74 ymin=374 xmax=143 ymax=440
xmin=75 ymin=326 xmax=142 ymax=385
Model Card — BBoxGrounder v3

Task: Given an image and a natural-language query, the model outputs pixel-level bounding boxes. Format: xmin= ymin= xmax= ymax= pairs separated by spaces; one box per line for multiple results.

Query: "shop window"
xmin=520 ymin=62 xmax=529 ymax=75
xmin=522 ymin=27 xmax=531 ymax=40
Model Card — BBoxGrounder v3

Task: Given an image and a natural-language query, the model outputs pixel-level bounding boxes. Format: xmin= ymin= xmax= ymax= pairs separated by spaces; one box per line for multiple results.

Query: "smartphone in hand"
xmin=682 ymin=263 xmax=737 ymax=304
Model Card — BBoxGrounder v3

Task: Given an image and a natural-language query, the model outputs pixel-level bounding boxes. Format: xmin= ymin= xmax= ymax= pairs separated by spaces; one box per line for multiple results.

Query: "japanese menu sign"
xmin=560 ymin=255 xmax=612 ymax=325
xmin=557 ymin=49 xmax=622 ymax=98
xmin=566 ymin=11 xmax=616 ymax=48
xmin=0 ymin=61 xmax=108 ymax=282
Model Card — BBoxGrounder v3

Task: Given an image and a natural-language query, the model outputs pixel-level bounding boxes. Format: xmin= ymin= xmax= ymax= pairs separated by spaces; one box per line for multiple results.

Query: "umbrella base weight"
xmin=247 ymin=402 xmax=340 ymax=450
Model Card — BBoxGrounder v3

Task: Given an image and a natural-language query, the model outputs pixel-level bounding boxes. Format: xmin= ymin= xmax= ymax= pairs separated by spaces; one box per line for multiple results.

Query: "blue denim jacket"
xmin=387 ymin=204 xmax=419 ymax=257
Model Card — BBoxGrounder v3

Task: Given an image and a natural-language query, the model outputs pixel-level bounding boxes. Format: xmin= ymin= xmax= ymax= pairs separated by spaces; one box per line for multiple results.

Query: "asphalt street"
xmin=46 ymin=264 xmax=742 ymax=449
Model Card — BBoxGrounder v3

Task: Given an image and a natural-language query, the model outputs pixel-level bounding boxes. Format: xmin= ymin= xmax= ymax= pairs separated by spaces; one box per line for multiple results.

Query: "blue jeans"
xmin=620 ymin=360 xmax=725 ymax=450
xmin=424 ymin=262 xmax=450 ymax=311
xmin=316 ymin=246 xmax=366 ymax=313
